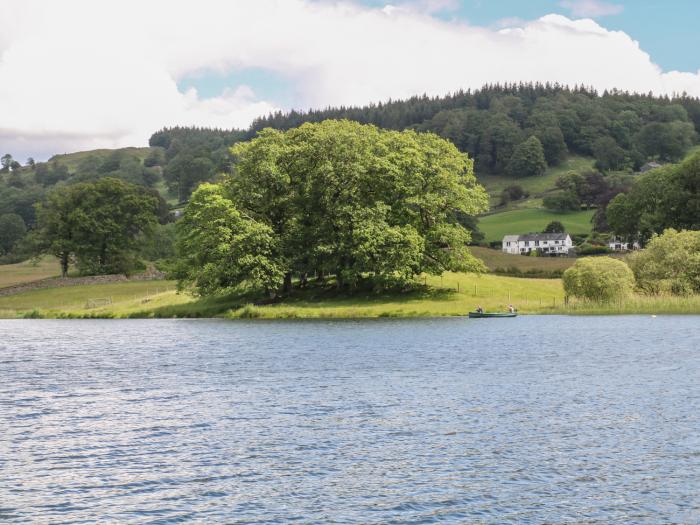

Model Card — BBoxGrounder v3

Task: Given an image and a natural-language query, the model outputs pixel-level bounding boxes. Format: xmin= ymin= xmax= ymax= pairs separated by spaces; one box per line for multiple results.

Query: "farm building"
xmin=607 ymin=238 xmax=640 ymax=251
xmin=502 ymin=233 xmax=573 ymax=256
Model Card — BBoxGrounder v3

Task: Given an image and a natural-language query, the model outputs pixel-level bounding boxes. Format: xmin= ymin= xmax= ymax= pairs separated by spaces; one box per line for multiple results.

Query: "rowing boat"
xmin=468 ymin=312 xmax=517 ymax=318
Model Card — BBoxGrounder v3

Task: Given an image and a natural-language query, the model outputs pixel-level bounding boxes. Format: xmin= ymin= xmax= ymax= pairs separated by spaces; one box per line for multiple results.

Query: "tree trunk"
xmin=283 ymin=272 xmax=293 ymax=294
xmin=60 ymin=252 xmax=69 ymax=278
xmin=316 ymin=269 xmax=325 ymax=283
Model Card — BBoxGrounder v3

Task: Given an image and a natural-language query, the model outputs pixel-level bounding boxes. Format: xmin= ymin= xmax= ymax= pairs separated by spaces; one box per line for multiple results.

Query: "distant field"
xmin=478 ymin=156 xmax=595 ymax=207
xmin=469 ymin=246 xmax=575 ymax=272
xmin=479 ymin=208 xmax=595 ymax=242
xmin=0 ymin=257 xmax=61 ymax=288
xmin=48 ymin=147 xmax=159 ymax=171
xmin=0 ymin=280 xmax=178 ymax=314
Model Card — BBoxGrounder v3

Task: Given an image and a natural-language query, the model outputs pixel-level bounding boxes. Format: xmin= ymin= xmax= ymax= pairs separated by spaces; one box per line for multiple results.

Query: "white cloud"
xmin=559 ymin=0 xmax=623 ymax=18
xmin=0 ymin=0 xmax=697 ymax=160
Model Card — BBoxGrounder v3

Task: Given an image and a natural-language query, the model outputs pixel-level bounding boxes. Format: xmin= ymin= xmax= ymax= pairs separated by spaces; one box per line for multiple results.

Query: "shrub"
xmin=628 ymin=229 xmax=700 ymax=295
xmin=576 ymin=243 xmax=612 ymax=256
xmin=499 ymin=184 xmax=529 ymax=205
xmin=543 ymin=191 xmax=580 ymax=211
xmin=543 ymin=220 xmax=565 ymax=233
xmin=563 ymin=256 xmax=635 ymax=302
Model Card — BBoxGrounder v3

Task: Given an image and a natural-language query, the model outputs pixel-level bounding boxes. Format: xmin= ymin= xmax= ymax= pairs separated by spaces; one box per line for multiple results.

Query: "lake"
xmin=1 ymin=316 xmax=698 ymax=524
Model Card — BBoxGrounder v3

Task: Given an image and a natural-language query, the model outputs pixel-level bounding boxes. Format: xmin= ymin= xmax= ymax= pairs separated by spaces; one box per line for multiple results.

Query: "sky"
xmin=1 ymin=0 xmax=699 ymax=161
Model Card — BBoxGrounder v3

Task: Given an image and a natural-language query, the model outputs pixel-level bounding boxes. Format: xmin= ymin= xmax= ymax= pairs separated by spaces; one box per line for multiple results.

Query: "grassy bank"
xmin=1 ymin=272 xmax=697 ymax=319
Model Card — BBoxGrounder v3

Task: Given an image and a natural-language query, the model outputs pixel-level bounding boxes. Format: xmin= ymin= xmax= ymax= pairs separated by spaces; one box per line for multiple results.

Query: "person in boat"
xmin=476 ymin=305 xmax=484 ymax=313
xmin=507 ymin=304 xmax=515 ymax=313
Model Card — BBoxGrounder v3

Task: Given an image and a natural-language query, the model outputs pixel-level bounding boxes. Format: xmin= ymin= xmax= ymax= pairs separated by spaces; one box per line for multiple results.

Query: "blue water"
xmin=0 ymin=316 xmax=699 ymax=524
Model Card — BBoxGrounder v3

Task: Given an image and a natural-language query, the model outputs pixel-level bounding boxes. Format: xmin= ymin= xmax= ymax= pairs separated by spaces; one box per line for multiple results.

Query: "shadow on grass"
xmin=127 ymin=283 xmax=458 ymax=318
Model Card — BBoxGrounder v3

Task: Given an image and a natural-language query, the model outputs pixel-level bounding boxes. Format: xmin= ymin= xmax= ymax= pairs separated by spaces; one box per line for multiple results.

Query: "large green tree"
xmin=35 ymin=178 xmax=159 ymax=276
xmin=178 ymin=120 xmax=489 ymax=296
xmin=607 ymin=150 xmax=700 ymax=242
xmin=506 ymin=136 xmax=547 ymax=178
xmin=628 ymin=229 xmax=700 ymax=295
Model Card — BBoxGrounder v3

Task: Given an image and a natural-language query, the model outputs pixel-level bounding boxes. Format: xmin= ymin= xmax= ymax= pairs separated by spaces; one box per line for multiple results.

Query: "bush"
xmin=628 ymin=229 xmax=700 ymax=295
xmin=576 ymin=243 xmax=612 ymax=256
xmin=543 ymin=220 xmax=565 ymax=233
xmin=543 ymin=191 xmax=580 ymax=211
xmin=563 ymin=256 xmax=635 ymax=302
xmin=500 ymin=184 xmax=529 ymax=205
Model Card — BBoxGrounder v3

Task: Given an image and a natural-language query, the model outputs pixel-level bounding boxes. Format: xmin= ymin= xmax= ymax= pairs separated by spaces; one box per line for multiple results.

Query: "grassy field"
xmin=0 ymin=280 xmax=178 ymax=317
xmin=0 ymin=257 xmax=61 ymax=288
xmin=478 ymin=208 xmax=595 ymax=242
xmin=470 ymin=246 xmax=575 ymax=272
xmin=478 ymin=155 xmax=595 ymax=204
xmin=0 ymin=272 xmax=697 ymax=318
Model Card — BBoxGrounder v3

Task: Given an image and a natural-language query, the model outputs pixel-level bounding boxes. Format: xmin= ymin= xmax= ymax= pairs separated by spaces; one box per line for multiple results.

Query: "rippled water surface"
xmin=1 ymin=316 xmax=699 ymax=524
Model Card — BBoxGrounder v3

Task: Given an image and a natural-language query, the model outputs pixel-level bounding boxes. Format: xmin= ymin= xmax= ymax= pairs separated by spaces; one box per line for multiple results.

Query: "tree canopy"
xmin=607 ymin=150 xmax=700 ymax=243
xmin=177 ymin=120 xmax=489 ymax=296
xmin=627 ymin=229 xmax=700 ymax=295
xmin=35 ymin=178 xmax=160 ymax=276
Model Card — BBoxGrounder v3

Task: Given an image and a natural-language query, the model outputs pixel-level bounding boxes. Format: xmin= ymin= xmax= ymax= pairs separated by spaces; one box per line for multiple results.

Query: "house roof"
xmin=502 ymin=233 xmax=569 ymax=242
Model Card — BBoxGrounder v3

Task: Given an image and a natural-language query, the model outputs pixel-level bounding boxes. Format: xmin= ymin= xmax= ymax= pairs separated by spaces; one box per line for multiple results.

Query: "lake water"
xmin=0 ymin=316 xmax=698 ymax=524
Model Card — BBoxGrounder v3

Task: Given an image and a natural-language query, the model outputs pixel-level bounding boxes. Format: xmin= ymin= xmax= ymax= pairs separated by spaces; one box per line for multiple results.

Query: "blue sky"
xmin=359 ymin=0 xmax=700 ymax=72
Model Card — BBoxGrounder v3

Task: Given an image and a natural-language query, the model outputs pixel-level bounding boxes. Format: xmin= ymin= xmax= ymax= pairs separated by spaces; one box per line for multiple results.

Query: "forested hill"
xmin=248 ymin=84 xmax=700 ymax=175
xmin=148 ymin=84 xmax=700 ymax=200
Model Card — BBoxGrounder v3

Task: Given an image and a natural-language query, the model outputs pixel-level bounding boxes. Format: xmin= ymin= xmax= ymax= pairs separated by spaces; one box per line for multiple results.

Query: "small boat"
xmin=468 ymin=312 xmax=517 ymax=318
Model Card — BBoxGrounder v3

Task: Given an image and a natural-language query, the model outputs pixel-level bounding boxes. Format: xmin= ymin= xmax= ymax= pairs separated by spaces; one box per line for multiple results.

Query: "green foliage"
xmin=178 ymin=120 xmax=489 ymax=296
xmin=140 ymin=222 xmax=177 ymax=261
xmin=176 ymin=183 xmax=285 ymax=296
xmin=250 ymin=83 xmax=700 ymax=178
xmin=635 ymin=121 xmax=696 ymax=161
xmin=607 ymin=150 xmax=700 ymax=241
xmin=150 ymin=127 xmax=246 ymax=200
xmin=506 ymin=136 xmax=547 ymax=178
xmin=499 ymin=184 xmax=529 ymax=205
xmin=576 ymin=243 xmax=612 ymax=255
xmin=592 ymin=136 xmax=628 ymax=171
xmin=543 ymin=191 xmax=580 ymax=211
xmin=0 ymin=213 xmax=27 ymax=255
xmin=35 ymin=178 xmax=160 ymax=276
xmin=563 ymin=256 xmax=635 ymax=302
xmin=543 ymin=220 xmax=565 ymax=233
xmin=628 ymin=229 xmax=700 ymax=295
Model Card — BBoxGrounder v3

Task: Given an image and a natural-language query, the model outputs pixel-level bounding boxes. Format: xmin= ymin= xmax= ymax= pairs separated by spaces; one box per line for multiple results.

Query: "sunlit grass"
xmin=1 ymin=273 xmax=698 ymax=319
xmin=0 ymin=256 xmax=61 ymax=288
xmin=478 ymin=208 xmax=595 ymax=242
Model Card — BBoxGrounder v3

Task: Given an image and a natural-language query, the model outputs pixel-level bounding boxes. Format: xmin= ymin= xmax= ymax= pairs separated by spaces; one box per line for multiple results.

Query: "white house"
xmin=502 ymin=233 xmax=573 ymax=256
xmin=607 ymin=237 xmax=640 ymax=251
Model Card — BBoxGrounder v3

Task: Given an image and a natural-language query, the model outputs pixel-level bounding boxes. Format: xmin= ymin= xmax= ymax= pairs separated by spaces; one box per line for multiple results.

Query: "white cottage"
xmin=502 ymin=233 xmax=573 ymax=256
xmin=607 ymin=237 xmax=640 ymax=251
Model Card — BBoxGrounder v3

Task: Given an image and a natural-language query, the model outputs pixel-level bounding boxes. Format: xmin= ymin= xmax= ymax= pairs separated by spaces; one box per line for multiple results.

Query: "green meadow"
xmin=478 ymin=208 xmax=595 ymax=242
xmin=0 ymin=257 xmax=61 ymax=288
xmin=1 ymin=270 xmax=697 ymax=319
